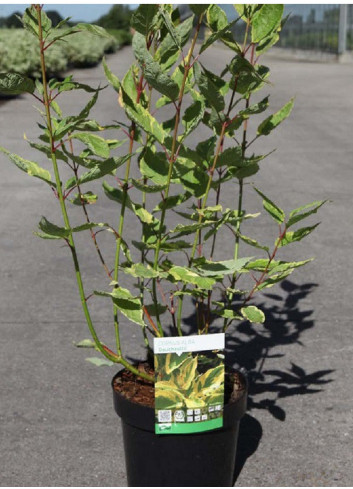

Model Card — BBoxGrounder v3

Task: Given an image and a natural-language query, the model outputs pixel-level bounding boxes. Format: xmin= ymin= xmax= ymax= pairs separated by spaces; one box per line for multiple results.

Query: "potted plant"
xmin=0 ymin=4 xmax=326 ymax=487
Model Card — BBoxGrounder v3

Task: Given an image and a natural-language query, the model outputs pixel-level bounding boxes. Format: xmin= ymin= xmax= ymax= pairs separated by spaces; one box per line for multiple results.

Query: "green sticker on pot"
xmin=154 ymin=333 xmax=225 ymax=435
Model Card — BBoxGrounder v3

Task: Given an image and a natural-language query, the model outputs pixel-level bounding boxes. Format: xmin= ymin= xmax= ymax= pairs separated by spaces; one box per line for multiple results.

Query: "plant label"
xmin=154 ymin=333 xmax=225 ymax=434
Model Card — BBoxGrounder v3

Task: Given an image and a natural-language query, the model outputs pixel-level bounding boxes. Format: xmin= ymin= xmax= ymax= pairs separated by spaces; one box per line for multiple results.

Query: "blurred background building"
xmin=232 ymin=4 xmax=353 ymax=57
xmin=179 ymin=4 xmax=353 ymax=59
xmin=271 ymin=5 xmax=352 ymax=55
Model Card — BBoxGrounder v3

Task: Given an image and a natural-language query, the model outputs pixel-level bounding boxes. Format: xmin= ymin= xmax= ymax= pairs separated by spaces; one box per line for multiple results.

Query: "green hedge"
xmin=107 ymin=29 xmax=132 ymax=47
xmin=0 ymin=28 xmax=119 ymax=78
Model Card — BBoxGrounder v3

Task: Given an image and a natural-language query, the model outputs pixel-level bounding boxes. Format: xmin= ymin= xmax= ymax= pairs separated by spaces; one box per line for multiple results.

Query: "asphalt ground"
xmin=1 ymin=44 xmax=353 ymax=486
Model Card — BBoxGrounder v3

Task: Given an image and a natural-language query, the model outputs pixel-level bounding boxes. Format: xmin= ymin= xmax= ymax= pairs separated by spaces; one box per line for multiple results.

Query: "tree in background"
xmin=0 ymin=10 xmax=63 ymax=28
xmin=96 ymin=5 xmax=132 ymax=30
xmin=0 ymin=12 xmax=23 ymax=28
xmin=46 ymin=11 xmax=64 ymax=27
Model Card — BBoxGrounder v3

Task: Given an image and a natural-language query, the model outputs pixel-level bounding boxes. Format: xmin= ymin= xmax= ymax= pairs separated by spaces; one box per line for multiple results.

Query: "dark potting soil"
xmin=112 ymin=362 xmax=246 ymax=408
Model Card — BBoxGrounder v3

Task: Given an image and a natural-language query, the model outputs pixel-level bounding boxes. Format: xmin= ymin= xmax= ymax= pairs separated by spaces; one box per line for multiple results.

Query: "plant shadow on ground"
xmin=181 ymin=279 xmax=334 ymax=484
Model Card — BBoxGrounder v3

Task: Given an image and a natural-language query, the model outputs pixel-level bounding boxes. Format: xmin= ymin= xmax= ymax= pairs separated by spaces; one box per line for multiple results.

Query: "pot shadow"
xmin=233 ymin=414 xmax=262 ymax=483
xmin=180 ymin=279 xmax=334 ymax=484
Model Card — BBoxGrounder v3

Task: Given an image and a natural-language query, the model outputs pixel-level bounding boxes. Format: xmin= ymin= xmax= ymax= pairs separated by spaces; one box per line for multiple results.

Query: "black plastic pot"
xmin=112 ymin=369 xmax=248 ymax=487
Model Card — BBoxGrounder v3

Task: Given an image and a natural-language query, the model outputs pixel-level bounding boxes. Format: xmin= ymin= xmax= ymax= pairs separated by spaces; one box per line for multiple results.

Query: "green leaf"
xmin=256 ymin=260 xmax=313 ymax=290
xmin=256 ymin=13 xmax=289 ymax=55
xmin=258 ymin=98 xmax=294 ymax=136
xmin=75 ymin=339 xmax=96 ymax=348
xmin=52 ymin=16 xmax=71 ymax=30
xmin=95 ymin=287 xmax=144 ymax=326
xmin=71 ymin=222 xmax=107 ymax=233
xmin=234 ymin=4 xmax=249 ymax=19
xmin=140 ymin=148 xmax=170 ymax=185
xmin=196 ymin=68 xmax=225 ymax=113
xmin=251 ymin=4 xmax=283 ymax=43
xmin=195 ymin=257 xmax=252 ymax=277
xmin=21 ymin=6 xmax=52 ymax=36
xmin=76 ymin=23 xmax=113 ymax=39
xmin=156 ymin=16 xmax=194 ymax=71
xmin=85 ymin=357 xmax=114 ymax=367
xmin=25 ymin=138 xmax=65 ymax=162
xmin=286 ymin=200 xmax=326 ymax=228
xmin=35 ymin=217 xmax=107 ymax=240
xmin=53 ymin=118 xmax=77 ymax=141
xmin=36 ymin=217 xmax=69 ymax=240
xmin=238 ymin=234 xmax=269 ymax=252
xmin=134 ymin=206 xmax=155 ymax=225
xmin=0 ymin=73 xmax=35 ymax=95
xmin=145 ymin=303 xmax=168 ymax=317
xmin=133 ymin=33 xmax=179 ymax=100
xmin=65 ymin=154 xmax=131 ymax=190
xmin=71 ymin=133 xmax=110 ymax=158
xmin=158 ymin=240 xmax=192 ymax=251
xmin=207 ymin=4 xmax=228 ymax=30
xmin=189 ymin=5 xmax=209 ymax=16
xmin=214 ymin=309 xmax=242 ymax=321
xmin=268 ymin=259 xmax=312 ymax=276
xmin=244 ymin=258 xmax=274 ymax=272
xmin=195 ymin=205 xmax=222 ymax=217
xmin=132 ymin=179 xmax=167 ymax=193
xmin=103 ymin=181 xmax=156 ymax=225
xmin=278 ymin=224 xmax=320 ymax=247
xmin=158 ymin=6 xmax=181 ymax=49
xmin=46 ymin=26 xmax=79 ymax=44
xmin=196 ymin=136 xmax=217 ymax=162
xmin=156 ymin=63 xmax=194 ymax=108
xmin=201 ymin=5 xmax=240 ymax=54
xmin=173 ymin=288 xmax=208 ymax=299
xmin=216 ymin=146 xmax=242 ymax=168
xmin=175 ymin=162 xmax=208 ymax=199
xmin=102 ymin=57 xmax=120 ymax=92
xmin=229 ymin=56 xmax=269 ymax=96
xmin=170 ymin=221 xmax=212 ymax=239
xmin=103 ymin=181 xmax=132 ymax=208
xmin=153 ymin=192 xmax=192 ymax=212
xmin=21 ymin=6 xmax=40 ymax=36
xmin=254 ymin=187 xmax=285 ymax=224
xmin=168 ymin=266 xmax=215 ymax=290
xmin=229 ymin=156 xmax=267 ymax=180
xmin=182 ymin=98 xmax=205 ymax=139
xmin=70 ymin=191 xmax=98 ymax=206
xmin=241 ymin=96 xmax=269 ymax=116
xmin=241 ymin=305 xmax=265 ymax=324
xmin=130 ymin=4 xmax=158 ymax=35
xmin=121 ymin=89 xmax=167 ymax=143
xmin=121 ymin=263 xmax=160 ymax=279
xmin=216 ymin=147 xmax=266 ymax=180
xmin=0 ymin=147 xmax=54 ymax=186
xmin=79 ymin=91 xmax=100 ymax=121
xmin=50 ymin=76 xmax=100 ymax=94
xmin=256 ymin=272 xmax=292 ymax=290
xmin=244 ymin=258 xmax=305 ymax=275
xmin=51 ymin=100 xmax=62 ymax=118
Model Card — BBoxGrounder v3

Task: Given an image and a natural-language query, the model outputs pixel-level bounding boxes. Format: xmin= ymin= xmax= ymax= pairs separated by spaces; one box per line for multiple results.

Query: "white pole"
xmin=338 ymin=4 xmax=348 ymax=55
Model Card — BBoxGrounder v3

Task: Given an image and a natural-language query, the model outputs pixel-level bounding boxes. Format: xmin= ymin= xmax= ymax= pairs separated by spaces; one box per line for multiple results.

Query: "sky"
xmin=0 ymin=4 xmax=337 ymax=24
xmin=0 ymin=4 xmax=138 ymax=22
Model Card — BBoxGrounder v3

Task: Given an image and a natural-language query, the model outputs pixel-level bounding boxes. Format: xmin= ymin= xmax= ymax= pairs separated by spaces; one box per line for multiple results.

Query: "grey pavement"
xmin=1 ymin=45 xmax=353 ymax=486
